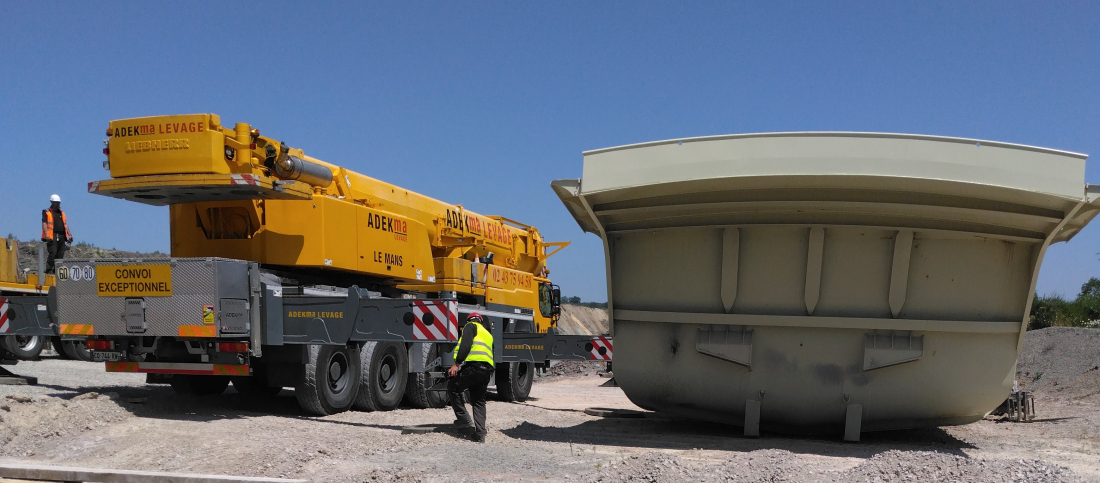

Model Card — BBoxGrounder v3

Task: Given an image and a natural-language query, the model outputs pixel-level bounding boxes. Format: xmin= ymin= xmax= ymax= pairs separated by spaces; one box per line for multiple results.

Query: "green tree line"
xmin=1029 ymin=277 xmax=1100 ymax=330
xmin=561 ymin=296 xmax=608 ymax=309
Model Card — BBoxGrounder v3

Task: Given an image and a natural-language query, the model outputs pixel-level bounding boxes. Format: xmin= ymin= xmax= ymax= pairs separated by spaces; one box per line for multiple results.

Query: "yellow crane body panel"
xmin=93 ymin=114 xmax=563 ymax=332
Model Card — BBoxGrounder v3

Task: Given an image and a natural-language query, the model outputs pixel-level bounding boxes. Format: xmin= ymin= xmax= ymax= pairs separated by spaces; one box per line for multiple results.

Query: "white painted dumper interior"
xmin=554 ymin=133 xmax=1099 ymax=435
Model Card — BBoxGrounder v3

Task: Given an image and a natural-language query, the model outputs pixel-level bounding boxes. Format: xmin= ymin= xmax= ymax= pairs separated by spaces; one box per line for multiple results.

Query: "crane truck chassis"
xmin=58 ymin=257 xmax=608 ymax=413
xmin=55 ymin=114 xmax=612 ymax=415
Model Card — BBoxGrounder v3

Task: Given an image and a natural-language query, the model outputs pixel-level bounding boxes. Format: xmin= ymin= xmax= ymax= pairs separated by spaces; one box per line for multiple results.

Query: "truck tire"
xmin=61 ymin=340 xmax=93 ymax=361
xmin=296 ymin=344 xmax=361 ymax=416
xmin=51 ymin=337 xmax=70 ymax=359
xmin=495 ymin=362 xmax=533 ymax=402
xmin=2 ymin=335 xmax=44 ymax=360
xmin=405 ymin=372 xmax=449 ymax=408
xmin=354 ymin=341 xmax=408 ymax=411
xmin=170 ymin=375 xmax=230 ymax=396
xmin=404 ymin=343 xmax=449 ymax=409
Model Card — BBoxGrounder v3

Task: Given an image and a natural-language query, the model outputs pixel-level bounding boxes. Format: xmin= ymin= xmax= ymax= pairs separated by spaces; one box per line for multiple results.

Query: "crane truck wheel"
xmin=404 ymin=343 xmax=449 ymax=409
xmin=495 ymin=362 xmax=533 ymax=402
xmin=61 ymin=340 xmax=93 ymax=361
xmin=353 ymin=341 xmax=408 ymax=411
xmin=50 ymin=337 xmax=70 ymax=359
xmin=170 ymin=375 xmax=231 ymax=396
xmin=296 ymin=344 xmax=361 ymax=415
xmin=2 ymin=335 xmax=45 ymax=360
xmin=404 ymin=372 xmax=449 ymax=408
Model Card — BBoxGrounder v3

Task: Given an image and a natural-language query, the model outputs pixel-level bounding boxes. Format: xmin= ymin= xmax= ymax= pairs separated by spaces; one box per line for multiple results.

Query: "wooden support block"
xmin=0 ymin=462 xmax=306 ymax=482
xmin=401 ymin=423 xmax=454 ymax=434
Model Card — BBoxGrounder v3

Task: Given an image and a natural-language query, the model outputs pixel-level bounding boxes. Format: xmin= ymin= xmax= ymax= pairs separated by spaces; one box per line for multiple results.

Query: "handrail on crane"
xmin=542 ymin=241 xmax=570 ymax=258
xmin=489 ymin=216 xmax=532 ymax=231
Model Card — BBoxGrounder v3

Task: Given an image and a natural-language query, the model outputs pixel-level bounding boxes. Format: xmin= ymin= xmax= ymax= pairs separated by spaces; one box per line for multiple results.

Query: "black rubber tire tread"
xmin=51 ymin=338 xmax=70 ymax=359
xmin=495 ymin=361 xmax=534 ymax=402
xmin=403 ymin=342 xmax=449 ymax=409
xmin=61 ymin=340 xmax=93 ymax=361
xmin=2 ymin=335 xmax=44 ymax=360
xmin=404 ymin=372 xmax=449 ymax=408
xmin=354 ymin=341 xmax=408 ymax=412
xmin=170 ymin=375 xmax=230 ymax=396
xmin=296 ymin=344 xmax=362 ymax=416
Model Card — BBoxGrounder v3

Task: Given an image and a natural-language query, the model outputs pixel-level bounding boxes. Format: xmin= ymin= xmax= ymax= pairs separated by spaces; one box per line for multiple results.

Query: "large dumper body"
xmin=554 ymin=133 xmax=1098 ymax=434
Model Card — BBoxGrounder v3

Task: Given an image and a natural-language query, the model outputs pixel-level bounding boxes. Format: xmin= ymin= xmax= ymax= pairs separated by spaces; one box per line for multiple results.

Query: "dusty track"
xmin=1 ymin=357 xmax=1097 ymax=482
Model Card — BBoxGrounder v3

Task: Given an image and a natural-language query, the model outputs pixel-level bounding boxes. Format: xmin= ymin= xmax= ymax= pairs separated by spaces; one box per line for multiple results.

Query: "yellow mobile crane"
xmin=57 ymin=114 xmax=608 ymax=414
xmin=0 ymin=238 xmax=53 ymax=369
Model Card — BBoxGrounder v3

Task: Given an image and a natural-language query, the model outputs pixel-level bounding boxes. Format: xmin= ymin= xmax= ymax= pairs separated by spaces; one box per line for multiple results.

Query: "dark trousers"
xmin=46 ymin=239 xmax=67 ymax=274
xmin=448 ymin=362 xmax=493 ymax=436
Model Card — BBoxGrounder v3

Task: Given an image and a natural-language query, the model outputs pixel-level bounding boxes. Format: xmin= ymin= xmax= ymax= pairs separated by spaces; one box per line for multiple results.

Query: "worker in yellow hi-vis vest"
xmin=41 ymin=194 xmax=73 ymax=273
xmin=447 ymin=312 xmax=494 ymax=443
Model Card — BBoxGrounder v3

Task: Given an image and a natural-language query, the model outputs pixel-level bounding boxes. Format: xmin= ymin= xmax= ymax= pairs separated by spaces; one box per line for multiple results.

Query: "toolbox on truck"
xmin=56 ymin=258 xmax=254 ymax=338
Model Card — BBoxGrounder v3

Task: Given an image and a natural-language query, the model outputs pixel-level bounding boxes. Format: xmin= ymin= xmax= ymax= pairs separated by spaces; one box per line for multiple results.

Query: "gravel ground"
xmin=1017 ymin=327 xmax=1100 ymax=394
xmin=584 ymin=450 xmax=1083 ymax=483
xmin=537 ymin=361 xmax=609 ymax=381
xmin=1 ymin=330 xmax=1098 ymax=482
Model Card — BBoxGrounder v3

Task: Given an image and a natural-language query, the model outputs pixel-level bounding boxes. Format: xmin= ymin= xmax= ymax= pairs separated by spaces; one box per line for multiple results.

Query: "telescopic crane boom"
xmin=92 ymin=114 xmax=567 ymax=329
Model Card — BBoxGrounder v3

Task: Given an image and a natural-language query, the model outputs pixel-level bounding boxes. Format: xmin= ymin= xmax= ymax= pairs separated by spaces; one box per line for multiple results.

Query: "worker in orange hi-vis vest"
xmin=41 ymin=194 xmax=73 ymax=274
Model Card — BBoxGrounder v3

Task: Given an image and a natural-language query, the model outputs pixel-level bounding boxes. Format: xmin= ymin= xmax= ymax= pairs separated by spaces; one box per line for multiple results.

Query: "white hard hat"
xmin=49 ymin=194 xmax=61 ymax=202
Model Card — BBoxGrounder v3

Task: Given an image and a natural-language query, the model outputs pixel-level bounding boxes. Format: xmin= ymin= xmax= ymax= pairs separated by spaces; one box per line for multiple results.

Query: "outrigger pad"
xmin=88 ymin=174 xmax=313 ymax=206
xmin=0 ymin=364 xmax=38 ymax=385
xmin=401 ymin=423 xmax=458 ymax=435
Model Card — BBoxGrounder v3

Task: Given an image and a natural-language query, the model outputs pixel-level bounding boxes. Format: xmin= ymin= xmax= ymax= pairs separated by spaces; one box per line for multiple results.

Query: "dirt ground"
xmin=555 ymin=305 xmax=609 ymax=336
xmin=0 ymin=356 xmax=1096 ymax=482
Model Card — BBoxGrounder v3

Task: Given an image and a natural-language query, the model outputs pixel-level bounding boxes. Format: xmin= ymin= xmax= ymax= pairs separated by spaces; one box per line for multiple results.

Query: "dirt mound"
xmin=1017 ymin=327 xmax=1100 ymax=400
xmin=0 ymin=392 xmax=131 ymax=459
xmin=584 ymin=450 xmax=1083 ymax=483
xmin=16 ymin=239 xmax=167 ymax=272
xmin=557 ymin=304 xmax=609 ymax=335
xmin=837 ymin=450 xmax=1081 ymax=483
xmin=585 ymin=452 xmax=696 ymax=483
xmin=536 ymin=360 xmax=607 ymax=381
xmin=585 ymin=451 xmax=804 ymax=483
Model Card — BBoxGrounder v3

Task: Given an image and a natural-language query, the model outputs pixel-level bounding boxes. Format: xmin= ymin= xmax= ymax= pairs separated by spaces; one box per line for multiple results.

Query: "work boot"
xmin=470 ymin=433 xmax=485 ymax=443
xmin=452 ymin=419 xmax=474 ymax=438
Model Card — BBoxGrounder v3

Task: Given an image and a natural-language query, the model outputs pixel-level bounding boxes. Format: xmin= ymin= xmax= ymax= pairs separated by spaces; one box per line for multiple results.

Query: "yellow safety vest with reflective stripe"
xmin=453 ymin=322 xmax=494 ymax=367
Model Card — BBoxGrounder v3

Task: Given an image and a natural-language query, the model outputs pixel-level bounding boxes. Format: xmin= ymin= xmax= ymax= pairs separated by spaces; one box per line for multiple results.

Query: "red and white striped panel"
xmin=87 ymin=181 xmax=101 ymax=193
xmin=412 ymin=301 xmax=458 ymax=341
xmin=0 ymin=298 xmax=9 ymax=333
xmin=589 ymin=336 xmax=612 ymax=360
xmin=229 ymin=174 xmax=259 ymax=186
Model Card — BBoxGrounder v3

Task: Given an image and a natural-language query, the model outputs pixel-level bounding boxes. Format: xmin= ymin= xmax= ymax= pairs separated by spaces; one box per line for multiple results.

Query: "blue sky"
xmin=1 ymin=2 xmax=1097 ymax=301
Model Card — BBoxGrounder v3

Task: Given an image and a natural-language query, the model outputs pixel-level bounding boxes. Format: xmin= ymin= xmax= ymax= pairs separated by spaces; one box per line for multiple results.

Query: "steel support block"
xmin=744 ymin=399 xmax=761 ymax=437
xmin=844 ymin=404 xmax=862 ymax=442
